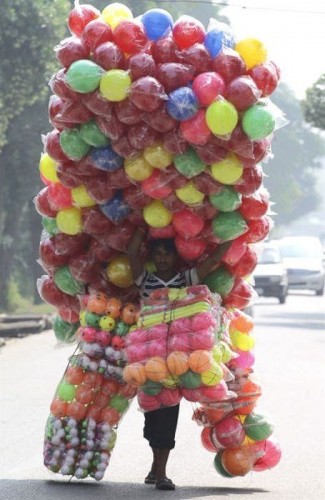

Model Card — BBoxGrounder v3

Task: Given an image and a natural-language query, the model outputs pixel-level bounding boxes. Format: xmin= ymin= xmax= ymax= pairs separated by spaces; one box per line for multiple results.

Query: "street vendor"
xmin=127 ymin=227 xmax=230 ymax=491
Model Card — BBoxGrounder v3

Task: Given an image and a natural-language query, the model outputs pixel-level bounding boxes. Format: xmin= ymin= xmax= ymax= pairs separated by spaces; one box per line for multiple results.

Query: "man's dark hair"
xmin=149 ymin=238 xmax=177 ymax=256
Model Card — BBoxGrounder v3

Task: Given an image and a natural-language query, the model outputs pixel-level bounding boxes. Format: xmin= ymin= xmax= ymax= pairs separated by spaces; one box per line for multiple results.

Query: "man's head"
xmin=149 ymin=238 xmax=178 ymax=273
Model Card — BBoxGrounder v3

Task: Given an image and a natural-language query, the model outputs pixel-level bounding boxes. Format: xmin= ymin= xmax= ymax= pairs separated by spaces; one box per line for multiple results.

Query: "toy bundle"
xmin=43 ymin=292 xmax=138 ymax=480
xmin=123 ymin=285 xmax=235 ymax=411
xmin=36 ymin=0 xmax=284 ymax=482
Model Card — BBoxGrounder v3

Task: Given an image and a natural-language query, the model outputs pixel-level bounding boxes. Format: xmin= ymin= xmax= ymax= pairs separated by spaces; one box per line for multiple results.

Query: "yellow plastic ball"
xmin=236 ymin=332 xmax=255 ymax=351
xmin=100 ymin=69 xmax=132 ymax=102
xmin=56 ymin=207 xmax=83 ymax=235
xmin=163 ymin=374 xmax=179 ymax=389
xmin=144 ymin=142 xmax=173 ymax=169
xmin=71 ymin=185 xmax=96 ymax=208
xmin=101 ymin=3 xmax=133 ymax=29
xmin=106 ymin=255 xmax=133 ymax=288
xmin=200 ymin=363 xmax=224 ymax=386
xmin=79 ymin=311 xmax=86 ymax=327
xmin=39 ymin=153 xmax=58 ymax=183
xmin=99 ymin=316 xmax=116 ymax=331
xmin=211 ymin=153 xmax=243 ymax=185
xmin=143 ymin=200 xmax=172 ymax=228
xmin=175 ymin=181 xmax=205 ymax=205
xmin=235 ymin=38 xmax=268 ymax=69
xmin=124 ymin=155 xmax=154 ymax=182
xmin=205 ymin=100 xmax=238 ymax=136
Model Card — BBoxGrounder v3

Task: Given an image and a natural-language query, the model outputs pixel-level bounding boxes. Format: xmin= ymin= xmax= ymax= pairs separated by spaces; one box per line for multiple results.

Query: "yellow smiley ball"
xmin=211 ymin=153 xmax=243 ymax=185
xmin=143 ymin=200 xmax=172 ymax=228
xmin=56 ymin=207 xmax=83 ymax=235
xmin=39 ymin=153 xmax=58 ymax=183
xmin=175 ymin=181 xmax=205 ymax=206
xmin=106 ymin=255 xmax=133 ymax=288
xmin=235 ymin=38 xmax=268 ymax=69
xmin=100 ymin=69 xmax=132 ymax=102
xmin=99 ymin=316 xmax=116 ymax=331
xmin=71 ymin=185 xmax=96 ymax=208
xmin=124 ymin=155 xmax=154 ymax=182
xmin=144 ymin=142 xmax=173 ymax=169
xmin=101 ymin=3 xmax=133 ymax=29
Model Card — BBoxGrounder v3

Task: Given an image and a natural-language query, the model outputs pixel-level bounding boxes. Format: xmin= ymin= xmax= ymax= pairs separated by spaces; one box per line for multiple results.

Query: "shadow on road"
xmin=0 ymin=479 xmax=268 ymax=500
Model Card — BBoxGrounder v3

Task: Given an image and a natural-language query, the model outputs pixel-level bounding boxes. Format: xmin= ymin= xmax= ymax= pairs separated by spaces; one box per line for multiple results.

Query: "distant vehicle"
xmin=253 ymin=242 xmax=288 ymax=303
xmin=276 ymin=236 xmax=325 ymax=296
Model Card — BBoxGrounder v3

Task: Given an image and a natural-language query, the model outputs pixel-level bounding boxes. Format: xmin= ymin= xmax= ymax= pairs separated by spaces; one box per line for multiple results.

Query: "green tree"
xmin=264 ymin=83 xmax=324 ymax=227
xmin=0 ymin=0 xmax=70 ymax=310
xmin=302 ymin=74 xmax=325 ymax=130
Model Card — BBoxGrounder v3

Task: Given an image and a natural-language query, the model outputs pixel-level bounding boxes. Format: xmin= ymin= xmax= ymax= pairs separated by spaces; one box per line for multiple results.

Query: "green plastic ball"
xmin=179 ymin=370 xmax=201 ymax=389
xmin=79 ymin=120 xmax=110 ymax=147
xmin=203 ymin=266 xmax=235 ymax=297
xmin=141 ymin=380 xmax=163 ymax=396
xmin=209 ymin=186 xmax=242 ymax=212
xmin=57 ymin=382 xmax=76 ymax=402
xmin=214 ymin=452 xmax=234 ymax=478
xmin=212 ymin=211 xmax=248 ymax=241
xmin=60 ymin=128 xmax=91 ymax=161
xmin=66 ymin=59 xmax=103 ymax=93
xmin=244 ymin=411 xmax=274 ymax=441
xmin=53 ymin=316 xmax=79 ymax=343
xmin=242 ymin=104 xmax=276 ymax=140
xmin=109 ymin=395 xmax=129 ymax=413
xmin=174 ymin=147 xmax=206 ymax=178
xmin=54 ymin=266 xmax=84 ymax=296
xmin=42 ymin=216 xmax=58 ymax=236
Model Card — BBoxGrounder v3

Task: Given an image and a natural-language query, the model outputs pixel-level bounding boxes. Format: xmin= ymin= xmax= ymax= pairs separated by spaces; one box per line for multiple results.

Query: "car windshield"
xmin=259 ymin=247 xmax=281 ymax=264
xmin=278 ymin=240 xmax=322 ymax=259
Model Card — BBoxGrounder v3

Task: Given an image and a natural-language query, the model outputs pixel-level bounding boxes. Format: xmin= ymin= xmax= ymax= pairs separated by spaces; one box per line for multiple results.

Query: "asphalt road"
xmin=0 ymin=291 xmax=324 ymax=500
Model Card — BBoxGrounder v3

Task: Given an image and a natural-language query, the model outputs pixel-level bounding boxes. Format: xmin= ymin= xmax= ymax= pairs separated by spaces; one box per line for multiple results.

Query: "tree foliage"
xmin=264 ymin=83 xmax=324 ymax=226
xmin=0 ymin=0 xmax=70 ymax=310
xmin=302 ymin=74 xmax=325 ymax=130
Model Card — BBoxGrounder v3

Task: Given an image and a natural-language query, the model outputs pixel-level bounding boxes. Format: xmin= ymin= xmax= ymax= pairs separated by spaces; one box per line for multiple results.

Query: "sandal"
xmin=144 ymin=471 xmax=157 ymax=484
xmin=156 ymin=477 xmax=176 ymax=491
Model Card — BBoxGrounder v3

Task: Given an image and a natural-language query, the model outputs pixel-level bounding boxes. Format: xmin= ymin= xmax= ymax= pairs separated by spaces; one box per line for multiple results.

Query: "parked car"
xmin=275 ymin=236 xmax=325 ymax=295
xmin=253 ymin=242 xmax=288 ymax=303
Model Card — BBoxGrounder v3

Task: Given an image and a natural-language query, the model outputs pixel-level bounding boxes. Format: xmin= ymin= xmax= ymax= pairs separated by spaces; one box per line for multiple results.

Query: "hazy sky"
xmin=219 ymin=0 xmax=325 ymax=98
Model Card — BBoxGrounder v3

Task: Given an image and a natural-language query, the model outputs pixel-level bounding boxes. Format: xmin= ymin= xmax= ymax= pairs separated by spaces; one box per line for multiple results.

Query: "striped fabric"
xmin=135 ymin=269 xmax=199 ymax=299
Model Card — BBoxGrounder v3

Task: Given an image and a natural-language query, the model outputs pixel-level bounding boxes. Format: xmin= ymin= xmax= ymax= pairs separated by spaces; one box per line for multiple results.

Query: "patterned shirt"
xmin=135 ymin=269 xmax=199 ymax=299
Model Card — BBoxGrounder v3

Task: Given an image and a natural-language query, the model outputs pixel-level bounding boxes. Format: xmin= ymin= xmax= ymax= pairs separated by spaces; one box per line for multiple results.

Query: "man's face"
xmin=152 ymin=246 xmax=177 ymax=272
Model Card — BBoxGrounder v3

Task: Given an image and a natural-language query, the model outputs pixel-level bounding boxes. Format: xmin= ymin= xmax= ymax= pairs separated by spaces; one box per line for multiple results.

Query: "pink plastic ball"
xmin=192 ymin=72 xmax=226 ymax=106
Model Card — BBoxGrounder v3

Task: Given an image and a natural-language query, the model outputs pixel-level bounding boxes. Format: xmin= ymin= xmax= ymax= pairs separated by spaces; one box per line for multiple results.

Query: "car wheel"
xmin=315 ymin=285 xmax=324 ymax=296
xmin=278 ymin=295 xmax=286 ymax=304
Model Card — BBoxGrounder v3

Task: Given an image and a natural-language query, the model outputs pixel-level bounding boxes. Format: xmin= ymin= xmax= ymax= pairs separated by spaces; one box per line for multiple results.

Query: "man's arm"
xmin=127 ymin=227 xmax=146 ymax=280
xmin=196 ymin=241 xmax=232 ymax=281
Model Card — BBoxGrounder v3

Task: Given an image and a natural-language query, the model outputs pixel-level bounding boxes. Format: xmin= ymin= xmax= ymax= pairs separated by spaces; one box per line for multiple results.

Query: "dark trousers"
xmin=143 ymin=404 xmax=180 ymax=449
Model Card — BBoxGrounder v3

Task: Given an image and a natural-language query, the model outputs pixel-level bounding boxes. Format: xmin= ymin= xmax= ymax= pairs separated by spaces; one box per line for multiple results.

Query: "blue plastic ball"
xmin=141 ymin=9 xmax=173 ymax=41
xmin=167 ymin=87 xmax=199 ymax=121
xmin=100 ymin=192 xmax=131 ymax=223
xmin=89 ymin=146 xmax=123 ymax=172
xmin=204 ymin=25 xmax=235 ymax=58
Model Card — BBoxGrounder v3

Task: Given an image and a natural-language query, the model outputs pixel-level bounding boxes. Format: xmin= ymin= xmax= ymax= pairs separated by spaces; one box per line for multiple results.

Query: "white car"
xmin=253 ymin=242 xmax=288 ymax=303
xmin=275 ymin=236 xmax=325 ymax=296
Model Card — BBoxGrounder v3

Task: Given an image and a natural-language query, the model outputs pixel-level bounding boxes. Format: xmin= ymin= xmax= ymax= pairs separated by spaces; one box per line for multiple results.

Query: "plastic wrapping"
xmin=123 ymin=285 xmax=236 ymax=412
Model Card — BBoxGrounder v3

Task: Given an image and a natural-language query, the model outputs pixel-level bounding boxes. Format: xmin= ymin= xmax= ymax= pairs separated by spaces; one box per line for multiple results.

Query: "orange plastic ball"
xmin=87 ymin=292 xmax=109 ymax=314
xmin=50 ymin=399 xmax=68 ymax=418
xmin=121 ymin=303 xmax=138 ymax=325
xmin=230 ymin=312 xmax=254 ymax=333
xmin=100 ymin=407 xmax=121 ymax=426
xmin=67 ymin=401 xmax=87 ymax=420
xmin=145 ymin=356 xmax=168 ymax=382
xmin=123 ymin=362 xmax=147 ymax=386
xmin=105 ymin=297 xmax=122 ymax=319
xmin=166 ymin=351 xmax=189 ymax=376
xmin=188 ymin=349 xmax=213 ymax=373
xmin=75 ymin=385 xmax=94 ymax=405
xmin=221 ymin=446 xmax=254 ymax=476
xmin=65 ymin=366 xmax=85 ymax=385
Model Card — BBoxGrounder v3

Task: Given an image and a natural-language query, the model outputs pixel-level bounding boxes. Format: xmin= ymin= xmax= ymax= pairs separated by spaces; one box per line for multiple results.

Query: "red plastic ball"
xmin=173 ymin=15 xmax=206 ymax=49
xmin=113 ymin=20 xmax=148 ymax=54
xmin=68 ymin=3 xmax=100 ymax=37
xmin=172 ymin=208 xmax=204 ymax=238
xmin=81 ymin=18 xmax=113 ymax=51
xmin=192 ymin=72 xmax=226 ymax=106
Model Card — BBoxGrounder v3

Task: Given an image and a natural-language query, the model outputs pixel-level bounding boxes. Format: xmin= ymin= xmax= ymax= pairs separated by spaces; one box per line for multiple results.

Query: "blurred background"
xmin=0 ymin=0 xmax=324 ymax=314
